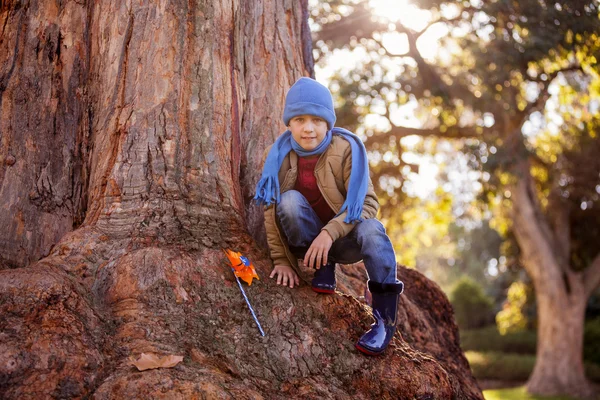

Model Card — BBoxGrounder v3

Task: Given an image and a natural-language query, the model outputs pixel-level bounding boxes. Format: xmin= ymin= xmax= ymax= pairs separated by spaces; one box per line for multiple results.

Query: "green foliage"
xmin=311 ymin=0 xmax=600 ymax=280
xmin=450 ymin=276 xmax=494 ymax=329
xmin=384 ymin=189 xmax=456 ymax=281
xmin=463 ymin=322 xmax=600 ymax=365
xmin=447 ymin=220 xmax=518 ymax=307
xmin=496 ymin=281 xmax=530 ymax=335
xmin=588 ymin=289 xmax=600 ymax=319
xmin=465 ymin=351 xmax=536 ymax=381
xmin=465 ymin=351 xmax=600 ymax=383
xmin=461 ymin=326 xmax=537 ymax=354
xmin=584 ymin=318 xmax=600 ymax=365
xmin=311 ymin=2 xmax=600 ymax=359
xmin=383 ymin=189 xmax=506 ymax=298
xmin=558 ymin=120 xmax=600 ymax=271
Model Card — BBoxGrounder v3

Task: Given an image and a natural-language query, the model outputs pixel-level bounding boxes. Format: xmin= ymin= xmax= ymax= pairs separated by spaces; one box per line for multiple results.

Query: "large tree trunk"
xmin=512 ymin=177 xmax=597 ymax=398
xmin=528 ymin=279 xmax=590 ymax=397
xmin=1 ymin=0 xmax=90 ymax=267
xmin=0 ymin=1 xmax=482 ymax=398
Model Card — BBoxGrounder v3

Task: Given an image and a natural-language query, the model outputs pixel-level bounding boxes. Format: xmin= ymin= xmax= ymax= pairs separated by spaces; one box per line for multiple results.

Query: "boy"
xmin=254 ymin=77 xmax=404 ymax=356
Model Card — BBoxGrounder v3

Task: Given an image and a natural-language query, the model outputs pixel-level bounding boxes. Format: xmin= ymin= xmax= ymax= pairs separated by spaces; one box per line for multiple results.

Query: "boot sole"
xmin=312 ymin=287 xmax=335 ymax=294
xmin=354 ymin=342 xmax=384 ymax=356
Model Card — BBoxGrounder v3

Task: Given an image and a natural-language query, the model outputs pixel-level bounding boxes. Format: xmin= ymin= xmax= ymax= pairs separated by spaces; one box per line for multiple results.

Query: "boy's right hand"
xmin=270 ymin=265 xmax=300 ymax=288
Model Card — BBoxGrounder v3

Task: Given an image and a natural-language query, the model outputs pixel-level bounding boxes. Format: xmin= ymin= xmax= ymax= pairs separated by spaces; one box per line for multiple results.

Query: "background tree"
xmin=0 ymin=1 xmax=481 ymax=398
xmin=312 ymin=0 xmax=600 ymax=397
xmin=449 ymin=276 xmax=495 ymax=330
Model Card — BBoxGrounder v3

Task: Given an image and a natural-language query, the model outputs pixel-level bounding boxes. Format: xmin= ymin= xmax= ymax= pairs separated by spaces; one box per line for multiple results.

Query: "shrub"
xmin=584 ymin=317 xmax=600 ymax=365
xmin=465 ymin=351 xmax=535 ymax=381
xmin=450 ymin=276 xmax=495 ymax=329
xmin=587 ymin=362 xmax=600 ymax=382
xmin=496 ymin=281 xmax=529 ymax=335
xmin=465 ymin=351 xmax=600 ymax=382
xmin=462 ymin=322 xmax=600 ymax=368
xmin=460 ymin=326 xmax=537 ymax=354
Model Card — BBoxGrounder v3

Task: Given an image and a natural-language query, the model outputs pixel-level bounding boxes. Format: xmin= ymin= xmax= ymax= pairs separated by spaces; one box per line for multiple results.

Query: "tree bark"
xmin=0 ymin=1 xmax=481 ymax=398
xmin=512 ymin=176 xmax=597 ymax=398
xmin=1 ymin=0 xmax=90 ymax=267
xmin=527 ymin=278 xmax=590 ymax=397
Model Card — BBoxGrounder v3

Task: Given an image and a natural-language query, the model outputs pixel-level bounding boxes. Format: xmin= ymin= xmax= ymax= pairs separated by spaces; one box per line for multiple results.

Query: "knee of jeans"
xmin=356 ymin=219 xmax=386 ymax=238
xmin=277 ymin=190 xmax=305 ymax=220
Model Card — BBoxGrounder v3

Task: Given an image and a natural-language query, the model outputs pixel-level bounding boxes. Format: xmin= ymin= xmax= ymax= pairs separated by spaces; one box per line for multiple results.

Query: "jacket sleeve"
xmin=321 ymin=145 xmax=379 ymax=241
xmin=264 ymin=206 xmax=292 ymax=267
xmin=260 ymin=147 xmax=292 ymax=267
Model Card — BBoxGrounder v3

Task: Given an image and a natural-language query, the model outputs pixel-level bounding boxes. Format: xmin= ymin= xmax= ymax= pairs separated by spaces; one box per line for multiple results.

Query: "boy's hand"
xmin=270 ymin=265 xmax=300 ymax=288
xmin=305 ymin=230 xmax=333 ymax=269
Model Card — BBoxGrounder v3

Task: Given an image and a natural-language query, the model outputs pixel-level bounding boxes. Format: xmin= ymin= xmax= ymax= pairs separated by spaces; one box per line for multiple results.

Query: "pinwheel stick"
xmin=231 ymin=267 xmax=265 ymax=337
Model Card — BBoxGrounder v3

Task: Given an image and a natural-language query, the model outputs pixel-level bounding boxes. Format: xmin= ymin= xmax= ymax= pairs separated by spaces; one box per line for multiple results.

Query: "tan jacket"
xmin=262 ymin=135 xmax=379 ymax=270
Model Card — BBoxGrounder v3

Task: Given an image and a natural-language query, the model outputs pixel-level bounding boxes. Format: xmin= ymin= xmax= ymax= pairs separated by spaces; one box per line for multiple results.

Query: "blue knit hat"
xmin=283 ymin=77 xmax=336 ymax=129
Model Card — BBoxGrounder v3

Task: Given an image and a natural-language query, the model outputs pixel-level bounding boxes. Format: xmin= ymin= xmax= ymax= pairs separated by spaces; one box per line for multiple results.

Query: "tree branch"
xmin=395 ymin=6 xmax=477 ymax=41
xmin=546 ymin=162 xmax=572 ymax=271
xmin=316 ymin=5 xmax=386 ymax=45
xmin=526 ymin=65 xmax=583 ymax=83
xmin=372 ymin=36 xmax=410 ymax=57
xmin=511 ymin=169 xmax=564 ymax=288
xmin=523 ymin=169 xmax=580 ymax=292
xmin=521 ymin=65 xmax=583 ymax=117
xmin=365 ymin=125 xmax=484 ymax=147
xmin=368 ymin=14 xmax=482 ymax=106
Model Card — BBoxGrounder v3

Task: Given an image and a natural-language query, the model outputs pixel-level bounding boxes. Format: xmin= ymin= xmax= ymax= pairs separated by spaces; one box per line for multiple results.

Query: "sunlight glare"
xmin=369 ymin=0 xmax=431 ymax=32
xmin=370 ymin=0 xmax=446 ymax=61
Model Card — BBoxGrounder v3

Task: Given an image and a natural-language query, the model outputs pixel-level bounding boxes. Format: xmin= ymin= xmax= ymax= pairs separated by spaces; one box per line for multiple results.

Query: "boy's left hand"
xmin=305 ymin=230 xmax=333 ymax=269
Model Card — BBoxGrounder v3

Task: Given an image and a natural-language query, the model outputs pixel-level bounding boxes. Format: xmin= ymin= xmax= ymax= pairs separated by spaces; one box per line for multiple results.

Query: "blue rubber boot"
xmin=355 ymin=280 xmax=404 ymax=356
xmin=311 ymin=262 xmax=336 ymax=294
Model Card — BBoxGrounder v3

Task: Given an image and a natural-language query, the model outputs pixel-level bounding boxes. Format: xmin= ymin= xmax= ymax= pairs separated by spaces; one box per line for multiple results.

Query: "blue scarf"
xmin=254 ymin=128 xmax=368 ymax=224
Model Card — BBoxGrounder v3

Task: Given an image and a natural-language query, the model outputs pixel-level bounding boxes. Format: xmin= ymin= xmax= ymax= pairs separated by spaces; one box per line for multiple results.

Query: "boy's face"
xmin=288 ymin=115 xmax=328 ymax=151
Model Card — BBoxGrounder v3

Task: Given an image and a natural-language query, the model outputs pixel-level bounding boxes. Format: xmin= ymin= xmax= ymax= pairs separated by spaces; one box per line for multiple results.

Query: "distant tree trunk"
xmin=0 ymin=1 xmax=482 ymax=399
xmin=512 ymin=174 xmax=600 ymax=398
xmin=529 ymin=281 xmax=588 ymax=396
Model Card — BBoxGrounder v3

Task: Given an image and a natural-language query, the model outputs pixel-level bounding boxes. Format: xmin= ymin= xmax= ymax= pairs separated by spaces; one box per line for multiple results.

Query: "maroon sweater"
xmin=294 ymin=156 xmax=336 ymax=224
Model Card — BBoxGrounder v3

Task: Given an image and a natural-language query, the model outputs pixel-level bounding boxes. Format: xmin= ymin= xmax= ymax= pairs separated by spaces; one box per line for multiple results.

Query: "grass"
xmin=483 ymin=386 xmax=579 ymax=400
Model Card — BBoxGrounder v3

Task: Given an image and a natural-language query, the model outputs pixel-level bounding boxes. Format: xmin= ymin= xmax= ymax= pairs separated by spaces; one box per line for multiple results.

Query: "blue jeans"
xmin=276 ymin=190 xmax=398 ymax=284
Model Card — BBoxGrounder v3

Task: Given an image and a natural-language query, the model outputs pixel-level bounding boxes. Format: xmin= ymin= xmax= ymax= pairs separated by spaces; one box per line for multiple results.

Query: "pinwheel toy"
xmin=224 ymin=249 xmax=260 ymax=285
xmin=223 ymin=249 xmax=265 ymax=336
